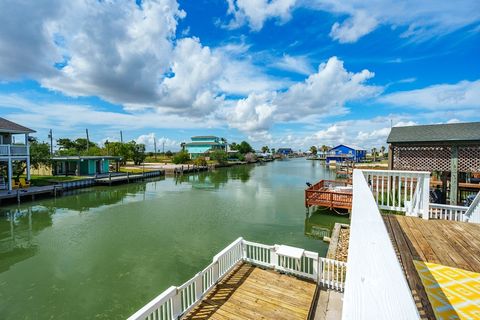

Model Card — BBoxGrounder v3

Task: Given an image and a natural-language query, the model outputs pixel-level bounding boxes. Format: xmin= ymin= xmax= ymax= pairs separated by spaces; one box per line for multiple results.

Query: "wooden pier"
xmin=305 ymin=180 xmax=352 ymax=211
xmin=182 ymin=263 xmax=316 ymax=320
xmin=0 ymin=185 xmax=62 ymax=203
xmin=95 ymin=170 xmax=164 ymax=186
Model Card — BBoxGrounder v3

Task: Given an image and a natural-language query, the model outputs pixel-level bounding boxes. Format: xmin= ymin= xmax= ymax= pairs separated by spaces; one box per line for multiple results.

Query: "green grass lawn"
xmin=27 ymin=175 xmax=88 ymax=187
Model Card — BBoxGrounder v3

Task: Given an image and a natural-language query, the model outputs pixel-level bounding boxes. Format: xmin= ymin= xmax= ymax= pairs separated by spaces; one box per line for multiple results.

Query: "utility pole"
xmin=86 ymin=129 xmax=90 ymax=153
xmin=162 ymin=141 xmax=165 ymax=155
xmin=120 ymin=131 xmax=123 ymax=143
xmin=154 ymin=137 xmax=157 ymax=159
xmin=48 ymin=129 xmax=53 ymax=155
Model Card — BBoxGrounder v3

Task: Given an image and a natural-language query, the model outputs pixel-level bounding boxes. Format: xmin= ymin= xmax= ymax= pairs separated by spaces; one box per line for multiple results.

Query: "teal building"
xmin=52 ymin=156 xmax=121 ymax=176
xmin=185 ymin=136 xmax=227 ymax=159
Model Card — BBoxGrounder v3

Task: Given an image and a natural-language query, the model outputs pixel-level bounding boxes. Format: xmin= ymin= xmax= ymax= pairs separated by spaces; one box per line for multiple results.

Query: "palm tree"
xmin=371 ymin=147 xmax=377 ymax=162
xmin=220 ymin=138 xmax=227 ymax=152
xmin=310 ymin=145 xmax=317 ymax=155
xmin=261 ymin=146 xmax=269 ymax=153
xmin=380 ymin=146 xmax=386 ymax=158
xmin=320 ymin=145 xmax=329 ymax=154
xmin=180 ymin=142 xmax=186 ymax=152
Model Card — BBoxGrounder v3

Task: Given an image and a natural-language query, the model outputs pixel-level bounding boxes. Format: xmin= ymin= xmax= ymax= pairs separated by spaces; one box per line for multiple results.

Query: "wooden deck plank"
xmin=182 ymin=263 xmax=316 ymax=320
xmin=383 ymin=215 xmax=480 ymax=320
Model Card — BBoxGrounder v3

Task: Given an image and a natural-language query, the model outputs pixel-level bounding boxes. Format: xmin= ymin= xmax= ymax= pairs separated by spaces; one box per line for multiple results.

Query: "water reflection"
xmin=304 ymin=209 xmax=349 ymax=240
xmin=175 ymin=165 xmax=254 ymax=189
xmin=0 ymin=206 xmax=55 ymax=272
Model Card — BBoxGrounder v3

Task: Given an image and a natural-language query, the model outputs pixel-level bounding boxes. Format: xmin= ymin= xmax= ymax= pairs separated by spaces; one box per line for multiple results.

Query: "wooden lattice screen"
xmin=393 ymin=145 xmax=480 ymax=173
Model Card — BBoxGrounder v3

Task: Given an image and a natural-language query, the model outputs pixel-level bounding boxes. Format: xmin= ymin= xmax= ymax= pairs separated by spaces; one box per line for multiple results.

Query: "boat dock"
xmin=95 ymin=170 xmax=164 ymax=185
xmin=0 ymin=185 xmax=63 ymax=203
xmin=305 ymin=180 xmax=353 ymax=212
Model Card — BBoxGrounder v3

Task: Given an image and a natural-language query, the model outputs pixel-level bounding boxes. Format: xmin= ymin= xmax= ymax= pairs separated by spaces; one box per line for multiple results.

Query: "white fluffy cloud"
xmin=135 ymin=133 xmax=178 ymax=151
xmin=227 ymin=56 xmax=380 ymax=136
xmin=225 ymin=0 xmax=480 ymax=42
xmin=378 ymin=80 xmax=480 ymax=109
xmin=226 ymin=0 xmax=297 ymax=31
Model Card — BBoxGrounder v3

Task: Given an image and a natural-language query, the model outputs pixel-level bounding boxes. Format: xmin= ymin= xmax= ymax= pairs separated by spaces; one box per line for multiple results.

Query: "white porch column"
xmin=25 ymin=134 xmax=31 ymax=180
xmin=7 ymin=155 xmax=12 ymax=191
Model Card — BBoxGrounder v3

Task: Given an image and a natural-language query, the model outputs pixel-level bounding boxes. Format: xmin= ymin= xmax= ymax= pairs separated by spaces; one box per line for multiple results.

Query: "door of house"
xmin=96 ymin=160 xmax=102 ymax=174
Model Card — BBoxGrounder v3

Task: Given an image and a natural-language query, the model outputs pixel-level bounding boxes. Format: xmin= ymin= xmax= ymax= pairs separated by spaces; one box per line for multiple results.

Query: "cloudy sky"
xmin=0 ymin=0 xmax=479 ymax=151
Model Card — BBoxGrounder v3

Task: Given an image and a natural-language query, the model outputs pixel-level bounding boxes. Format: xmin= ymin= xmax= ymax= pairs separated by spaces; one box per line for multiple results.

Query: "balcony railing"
xmin=0 ymin=144 xmax=29 ymax=156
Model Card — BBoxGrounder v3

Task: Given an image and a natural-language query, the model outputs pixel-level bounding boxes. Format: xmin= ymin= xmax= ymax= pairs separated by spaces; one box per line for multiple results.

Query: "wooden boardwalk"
xmin=383 ymin=215 xmax=480 ymax=320
xmin=182 ymin=263 xmax=316 ymax=320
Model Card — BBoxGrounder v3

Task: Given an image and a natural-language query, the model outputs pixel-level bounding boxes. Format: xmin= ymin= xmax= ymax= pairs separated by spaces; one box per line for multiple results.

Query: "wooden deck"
xmin=305 ymin=180 xmax=352 ymax=210
xmin=182 ymin=263 xmax=316 ymax=320
xmin=383 ymin=215 xmax=480 ymax=319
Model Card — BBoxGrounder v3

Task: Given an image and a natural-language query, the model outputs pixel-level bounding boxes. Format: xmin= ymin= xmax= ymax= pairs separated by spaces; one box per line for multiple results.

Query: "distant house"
xmin=52 ymin=156 xmax=121 ymax=176
xmin=0 ymin=117 xmax=35 ymax=191
xmin=326 ymin=144 xmax=366 ymax=163
xmin=277 ymin=148 xmax=293 ymax=156
xmin=185 ymin=136 xmax=227 ymax=159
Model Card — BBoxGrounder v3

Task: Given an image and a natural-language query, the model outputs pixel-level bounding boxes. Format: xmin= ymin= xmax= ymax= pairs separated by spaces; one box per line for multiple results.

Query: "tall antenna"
xmin=48 ymin=129 xmax=53 ymax=155
xmin=120 ymin=130 xmax=123 ymax=143
xmin=86 ymin=128 xmax=90 ymax=153
xmin=154 ymin=137 xmax=157 ymax=159
xmin=390 ymin=119 xmax=393 ymax=128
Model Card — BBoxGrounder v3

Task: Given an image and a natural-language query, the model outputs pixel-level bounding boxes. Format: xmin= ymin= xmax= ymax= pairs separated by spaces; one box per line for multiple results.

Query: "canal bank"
xmin=0 ymin=159 xmax=347 ymax=319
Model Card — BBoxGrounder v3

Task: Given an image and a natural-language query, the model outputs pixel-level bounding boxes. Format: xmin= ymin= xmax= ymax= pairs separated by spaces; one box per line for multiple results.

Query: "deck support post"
xmin=450 ymin=146 xmax=458 ymax=205
xmin=7 ymin=156 xmax=12 ymax=191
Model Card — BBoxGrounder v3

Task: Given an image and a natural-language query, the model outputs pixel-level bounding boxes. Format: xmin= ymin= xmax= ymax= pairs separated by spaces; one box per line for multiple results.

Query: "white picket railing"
xmin=343 ymin=170 xmax=420 ymax=319
xmin=362 ymin=169 xmax=430 ymax=218
xmin=428 ymin=203 xmax=468 ymax=221
xmin=128 ymin=238 xmax=346 ymax=320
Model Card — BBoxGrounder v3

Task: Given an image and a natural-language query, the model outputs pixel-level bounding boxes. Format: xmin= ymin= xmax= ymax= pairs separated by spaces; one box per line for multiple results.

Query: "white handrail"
xmin=342 ymin=170 xmax=419 ymax=319
xmin=361 ymin=169 xmax=430 ymax=218
xmin=0 ymin=144 xmax=29 ymax=156
xmin=465 ymin=192 xmax=480 ymax=223
xmin=429 ymin=203 xmax=468 ymax=221
xmin=128 ymin=238 xmax=346 ymax=320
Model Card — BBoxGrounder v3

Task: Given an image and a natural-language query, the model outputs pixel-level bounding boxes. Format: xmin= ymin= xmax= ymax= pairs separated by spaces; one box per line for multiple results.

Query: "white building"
xmin=0 ymin=117 xmax=35 ymax=191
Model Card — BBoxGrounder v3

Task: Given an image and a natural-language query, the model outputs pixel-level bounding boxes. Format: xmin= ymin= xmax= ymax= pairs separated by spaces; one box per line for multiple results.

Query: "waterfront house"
xmin=185 ymin=136 xmax=227 ymax=159
xmin=0 ymin=117 xmax=35 ymax=191
xmin=51 ymin=156 xmax=121 ymax=176
xmin=325 ymin=144 xmax=366 ymax=163
xmin=277 ymin=148 xmax=293 ymax=156
xmin=387 ymin=121 xmax=480 ymax=205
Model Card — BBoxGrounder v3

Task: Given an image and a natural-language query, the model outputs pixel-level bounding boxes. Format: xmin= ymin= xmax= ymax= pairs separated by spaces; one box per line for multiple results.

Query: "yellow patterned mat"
xmin=414 ymin=260 xmax=480 ymax=319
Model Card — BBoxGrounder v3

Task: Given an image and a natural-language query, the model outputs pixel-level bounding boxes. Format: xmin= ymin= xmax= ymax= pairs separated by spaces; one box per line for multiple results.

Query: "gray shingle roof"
xmin=0 ymin=117 xmax=35 ymax=133
xmin=387 ymin=122 xmax=480 ymax=144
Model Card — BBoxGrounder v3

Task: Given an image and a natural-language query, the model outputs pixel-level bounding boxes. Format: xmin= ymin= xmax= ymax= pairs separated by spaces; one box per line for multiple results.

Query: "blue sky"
xmin=0 ymin=0 xmax=479 ymax=151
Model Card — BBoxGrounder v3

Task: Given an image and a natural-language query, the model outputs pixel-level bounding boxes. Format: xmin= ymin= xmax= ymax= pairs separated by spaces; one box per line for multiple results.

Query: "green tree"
xmin=165 ymin=150 xmax=173 ymax=157
xmin=130 ymin=141 xmax=146 ymax=165
xmin=310 ymin=146 xmax=318 ymax=155
xmin=13 ymin=139 xmax=51 ymax=179
xmin=229 ymin=142 xmax=239 ymax=151
xmin=238 ymin=141 xmax=253 ymax=154
xmin=271 ymin=148 xmax=276 ymax=154
xmin=261 ymin=146 xmax=270 ymax=153
xmin=172 ymin=151 xmax=190 ymax=164
xmin=210 ymin=150 xmax=228 ymax=164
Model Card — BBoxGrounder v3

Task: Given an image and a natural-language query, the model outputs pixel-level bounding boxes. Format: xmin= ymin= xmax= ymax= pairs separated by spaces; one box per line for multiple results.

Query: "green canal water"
xmin=0 ymin=159 xmax=349 ymax=319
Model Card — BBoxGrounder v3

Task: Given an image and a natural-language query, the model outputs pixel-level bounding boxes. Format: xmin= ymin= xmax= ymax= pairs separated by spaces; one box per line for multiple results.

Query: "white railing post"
xmin=172 ymin=290 xmax=182 ymax=319
xmin=194 ymin=273 xmax=203 ymax=301
xmin=422 ymin=175 xmax=430 ymax=219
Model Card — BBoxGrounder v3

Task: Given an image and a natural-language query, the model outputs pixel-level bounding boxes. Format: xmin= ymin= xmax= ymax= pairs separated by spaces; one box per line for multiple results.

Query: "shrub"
xmin=210 ymin=150 xmax=228 ymax=164
xmin=193 ymin=157 xmax=207 ymax=166
xmin=172 ymin=151 xmax=190 ymax=164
